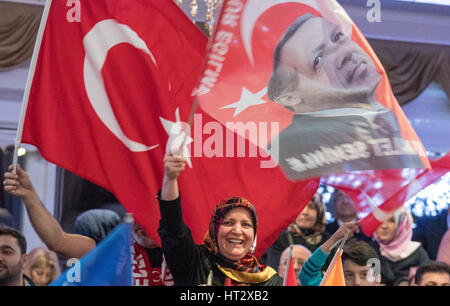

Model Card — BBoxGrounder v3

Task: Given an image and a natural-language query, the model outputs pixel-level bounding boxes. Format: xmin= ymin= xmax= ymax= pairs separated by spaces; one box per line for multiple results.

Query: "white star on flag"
xmin=221 ymin=87 xmax=268 ymax=117
xmin=160 ymin=108 xmax=193 ymax=167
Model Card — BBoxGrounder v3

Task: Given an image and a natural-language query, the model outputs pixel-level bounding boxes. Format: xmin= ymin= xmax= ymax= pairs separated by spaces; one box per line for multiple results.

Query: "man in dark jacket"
xmin=325 ymin=189 xmax=372 ymax=243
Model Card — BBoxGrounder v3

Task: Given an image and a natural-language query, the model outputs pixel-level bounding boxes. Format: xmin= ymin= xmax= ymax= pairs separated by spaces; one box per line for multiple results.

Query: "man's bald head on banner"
xmin=268 ymin=13 xmax=381 ymax=113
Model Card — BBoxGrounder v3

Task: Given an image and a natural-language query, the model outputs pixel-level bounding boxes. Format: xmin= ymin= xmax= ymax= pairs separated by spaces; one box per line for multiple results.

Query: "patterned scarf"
xmin=203 ymin=197 xmax=276 ymax=284
xmin=288 ymin=194 xmax=327 ymax=246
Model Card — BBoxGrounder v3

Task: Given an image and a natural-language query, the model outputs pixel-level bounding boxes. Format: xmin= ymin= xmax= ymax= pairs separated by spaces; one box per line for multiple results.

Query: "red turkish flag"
xmin=21 ymin=0 xmax=204 ymax=247
xmin=322 ymin=152 xmax=450 ymax=236
xmin=20 ymin=0 xmax=318 ymax=257
xmin=195 ymin=0 xmax=430 ymax=181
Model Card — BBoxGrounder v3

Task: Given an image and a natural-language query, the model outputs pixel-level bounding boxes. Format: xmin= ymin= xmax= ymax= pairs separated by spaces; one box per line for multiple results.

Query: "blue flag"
xmin=50 ymin=222 xmax=132 ymax=286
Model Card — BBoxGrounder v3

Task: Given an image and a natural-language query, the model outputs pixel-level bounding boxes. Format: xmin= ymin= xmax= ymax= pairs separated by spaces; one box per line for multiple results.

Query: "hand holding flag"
xmin=319 ymin=222 xmax=360 ymax=286
xmin=321 ymin=221 xmax=360 ymax=254
xmin=319 ymin=249 xmax=346 ymax=286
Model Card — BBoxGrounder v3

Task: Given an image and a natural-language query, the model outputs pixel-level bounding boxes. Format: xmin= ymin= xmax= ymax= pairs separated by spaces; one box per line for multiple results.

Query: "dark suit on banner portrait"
xmin=271 ymin=108 xmax=423 ymax=180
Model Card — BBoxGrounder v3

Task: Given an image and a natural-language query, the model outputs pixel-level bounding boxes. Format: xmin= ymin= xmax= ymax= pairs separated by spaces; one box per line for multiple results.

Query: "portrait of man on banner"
xmin=266 ymin=10 xmax=425 ymax=180
xmin=195 ymin=0 xmax=429 ymax=181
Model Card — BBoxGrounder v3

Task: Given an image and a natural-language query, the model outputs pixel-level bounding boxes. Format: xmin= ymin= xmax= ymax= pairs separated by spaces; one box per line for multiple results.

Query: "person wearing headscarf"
xmin=74 ymin=209 xmax=121 ymax=244
xmin=264 ymin=193 xmax=331 ymax=271
xmin=158 ymin=153 xmax=282 ymax=286
xmin=75 ymin=209 xmax=173 ymax=286
xmin=373 ymin=207 xmax=429 ymax=285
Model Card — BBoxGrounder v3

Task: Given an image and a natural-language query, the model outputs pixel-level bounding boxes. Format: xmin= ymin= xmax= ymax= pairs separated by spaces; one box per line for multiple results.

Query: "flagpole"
xmin=337 ymin=229 xmax=350 ymax=251
xmin=12 ymin=0 xmax=53 ymax=174
xmin=327 ymin=229 xmax=351 ymax=252
xmin=282 ymin=244 xmax=293 ymax=286
xmin=124 ymin=213 xmax=134 ymax=224
xmin=176 ymin=97 xmax=198 ymax=156
xmin=181 ymin=0 xmax=224 ymax=156
xmin=124 ymin=213 xmax=134 ymax=286
xmin=319 ymin=229 xmax=351 ymax=286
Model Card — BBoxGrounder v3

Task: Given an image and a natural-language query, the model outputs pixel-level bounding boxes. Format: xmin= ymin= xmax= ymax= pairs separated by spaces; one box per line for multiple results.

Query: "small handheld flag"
xmin=320 ymin=230 xmax=350 ymax=286
xmin=283 ymin=245 xmax=298 ymax=286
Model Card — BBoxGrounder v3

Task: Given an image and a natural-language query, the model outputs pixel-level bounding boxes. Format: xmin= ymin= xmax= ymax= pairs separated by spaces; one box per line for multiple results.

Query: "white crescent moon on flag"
xmin=241 ymin=0 xmax=352 ymax=66
xmin=83 ymin=19 xmax=159 ymax=152
xmin=361 ymin=191 xmax=396 ymax=222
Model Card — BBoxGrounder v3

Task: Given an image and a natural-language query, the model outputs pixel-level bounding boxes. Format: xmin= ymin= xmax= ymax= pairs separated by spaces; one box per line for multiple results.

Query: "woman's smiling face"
xmin=217 ymin=207 xmax=255 ymax=261
xmin=375 ymin=216 xmax=397 ymax=244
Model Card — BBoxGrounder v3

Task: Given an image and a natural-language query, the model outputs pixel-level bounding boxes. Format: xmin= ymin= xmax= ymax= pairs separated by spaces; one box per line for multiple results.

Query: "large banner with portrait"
xmin=195 ymin=0 xmax=430 ymax=181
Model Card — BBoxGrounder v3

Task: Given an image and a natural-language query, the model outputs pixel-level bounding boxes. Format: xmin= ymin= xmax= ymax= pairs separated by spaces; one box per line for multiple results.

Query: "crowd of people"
xmin=1 ymin=156 xmax=449 ymax=286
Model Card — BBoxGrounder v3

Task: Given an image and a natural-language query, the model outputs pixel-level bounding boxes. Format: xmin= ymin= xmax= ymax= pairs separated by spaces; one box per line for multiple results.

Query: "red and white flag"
xmin=322 ymin=152 xmax=450 ymax=236
xmin=21 ymin=0 xmax=205 ymax=247
xmin=19 ymin=0 xmax=318 ymax=257
xmin=195 ymin=0 xmax=430 ymax=181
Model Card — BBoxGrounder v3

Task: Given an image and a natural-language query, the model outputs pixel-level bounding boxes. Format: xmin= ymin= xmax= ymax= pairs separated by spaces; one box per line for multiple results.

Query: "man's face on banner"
xmin=283 ymin=16 xmax=379 ymax=90
xmin=272 ymin=16 xmax=381 ymax=112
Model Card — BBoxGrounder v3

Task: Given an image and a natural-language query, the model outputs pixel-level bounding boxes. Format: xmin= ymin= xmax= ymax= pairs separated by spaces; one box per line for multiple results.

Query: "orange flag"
xmin=320 ymin=249 xmax=346 ymax=286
